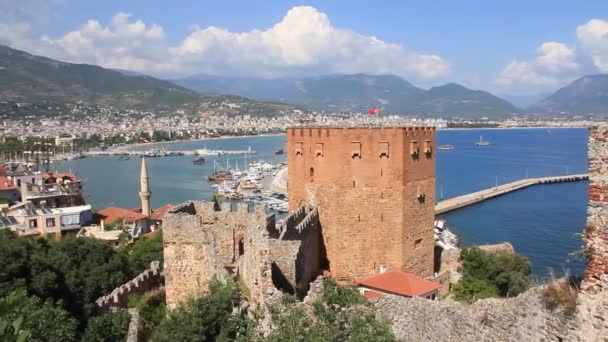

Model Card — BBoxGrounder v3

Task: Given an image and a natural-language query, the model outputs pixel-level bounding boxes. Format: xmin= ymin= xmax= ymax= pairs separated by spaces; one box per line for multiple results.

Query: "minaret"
xmin=139 ymin=157 xmax=151 ymax=216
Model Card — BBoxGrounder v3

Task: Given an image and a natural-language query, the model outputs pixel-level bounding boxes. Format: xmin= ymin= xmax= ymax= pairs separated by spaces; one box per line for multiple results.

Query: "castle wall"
xmin=95 ymin=261 xmax=163 ymax=312
xmin=286 ymin=127 xmax=435 ymax=283
xmin=163 ymin=200 xmax=317 ymax=310
xmin=573 ymin=126 xmax=608 ymax=339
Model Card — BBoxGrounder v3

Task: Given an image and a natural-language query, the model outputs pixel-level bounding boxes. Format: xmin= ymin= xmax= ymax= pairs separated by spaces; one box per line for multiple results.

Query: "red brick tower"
xmin=287 ymin=126 xmax=436 ymax=283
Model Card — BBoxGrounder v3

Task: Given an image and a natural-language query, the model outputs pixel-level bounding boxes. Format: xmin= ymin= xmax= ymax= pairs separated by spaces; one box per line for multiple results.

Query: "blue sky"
xmin=1 ymin=0 xmax=608 ymax=98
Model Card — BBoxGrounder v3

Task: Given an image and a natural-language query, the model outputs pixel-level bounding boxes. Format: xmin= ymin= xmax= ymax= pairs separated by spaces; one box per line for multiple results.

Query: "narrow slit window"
xmin=410 ymin=140 xmax=419 ymax=156
xmin=424 ymin=139 xmax=432 ymax=154
xmin=351 ymin=142 xmax=362 ymax=159
xmin=379 ymin=142 xmax=390 ymax=158
xmin=316 ymin=143 xmax=324 ymax=157
xmin=295 ymin=142 xmax=304 ymax=156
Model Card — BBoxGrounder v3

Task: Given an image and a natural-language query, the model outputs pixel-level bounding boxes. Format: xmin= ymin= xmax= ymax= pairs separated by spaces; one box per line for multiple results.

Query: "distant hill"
xmin=0 ymin=45 xmax=298 ymax=116
xmin=530 ymin=75 xmax=608 ymax=114
xmin=175 ymin=74 xmax=521 ymax=118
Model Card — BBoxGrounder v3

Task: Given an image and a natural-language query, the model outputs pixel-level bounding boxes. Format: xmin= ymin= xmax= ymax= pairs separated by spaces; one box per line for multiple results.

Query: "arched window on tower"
xmin=309 ymin=167 xmax=314 ymax=183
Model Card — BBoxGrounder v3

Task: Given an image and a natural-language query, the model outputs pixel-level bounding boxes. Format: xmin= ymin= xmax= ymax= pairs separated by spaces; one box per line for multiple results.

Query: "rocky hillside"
xmin=175 ymin=74 xmax=521 ymax=118
xmin=0 ymin=45 xmax=299 ymax=116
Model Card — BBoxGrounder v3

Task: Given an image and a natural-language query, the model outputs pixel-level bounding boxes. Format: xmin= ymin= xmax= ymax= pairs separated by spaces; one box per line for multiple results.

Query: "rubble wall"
xmin=572 ymin=126 xmax=608 ymax=339
xmin=374 ymin=287 xmax=573 ymax=342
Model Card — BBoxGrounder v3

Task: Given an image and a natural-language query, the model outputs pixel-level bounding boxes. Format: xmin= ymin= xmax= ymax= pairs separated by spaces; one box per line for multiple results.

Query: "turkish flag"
xmin=368 ymin=107 xmax=378 ymax=115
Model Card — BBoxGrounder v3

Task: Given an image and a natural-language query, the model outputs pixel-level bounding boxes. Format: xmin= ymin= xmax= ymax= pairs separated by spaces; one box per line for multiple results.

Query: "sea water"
xmin=57 ymin=128 xmax=588 ymax=277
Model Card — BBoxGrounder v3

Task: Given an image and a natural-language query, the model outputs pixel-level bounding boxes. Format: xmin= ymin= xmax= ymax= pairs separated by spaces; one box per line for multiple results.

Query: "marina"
xmin=50 ymin=128 xmax=588 ymax=276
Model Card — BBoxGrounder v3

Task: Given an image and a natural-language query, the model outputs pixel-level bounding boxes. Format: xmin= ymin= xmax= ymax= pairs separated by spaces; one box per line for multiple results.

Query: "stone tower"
xmin=286 ymin=126 xmax=436 ymax=284
xmin=139 ymin=157 xmax=151 ymax=216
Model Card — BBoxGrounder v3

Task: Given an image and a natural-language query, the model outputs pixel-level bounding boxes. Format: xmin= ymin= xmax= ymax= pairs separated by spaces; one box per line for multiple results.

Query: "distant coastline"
xmin=121 ymin=133 xmax=284 ymax=150
xmin=117 ymin=126 xmax=587 ymax=150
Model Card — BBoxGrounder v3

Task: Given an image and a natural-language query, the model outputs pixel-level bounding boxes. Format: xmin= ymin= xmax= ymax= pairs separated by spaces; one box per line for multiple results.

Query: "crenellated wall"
xmin=95 ymin=261 xmax=163 ymax=312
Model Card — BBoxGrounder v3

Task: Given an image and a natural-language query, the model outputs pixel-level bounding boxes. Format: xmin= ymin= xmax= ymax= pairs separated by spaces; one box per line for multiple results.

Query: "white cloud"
xmin=0 ymin=6 xmax=450 ymax=80
xmin=497 ymin=18 xmax=608 ymax=94
xmin=576 ymin=18 xmax=608 ymax=71
xmin=496 ymin=44 xmax=579 ymax=94
xmin=535 ymin=42 xmax=578 ymax=72
xmin=496 ymin=41 xmax=579 ymax=94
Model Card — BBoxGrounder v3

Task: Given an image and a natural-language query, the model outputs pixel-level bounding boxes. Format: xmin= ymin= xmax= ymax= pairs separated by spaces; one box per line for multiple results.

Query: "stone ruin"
xmin=95 ymin=261 xmax=163 ymax=312
xmin=162 ymin=201 xmax=325 ymax=310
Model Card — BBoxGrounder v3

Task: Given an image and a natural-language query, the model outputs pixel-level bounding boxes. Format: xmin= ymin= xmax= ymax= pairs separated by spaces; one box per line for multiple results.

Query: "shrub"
xmin=81 ymin=309 xmax=130 ymax=342
xmin=452 ymin=276 xmax=498 ymax=303
xmin=152 ymin=279 xmax=250 ymax=342
xmin=454 ymin=247 xmax=532 ymax=302
xmin=541 ymin=276 xmax=579 ymax=317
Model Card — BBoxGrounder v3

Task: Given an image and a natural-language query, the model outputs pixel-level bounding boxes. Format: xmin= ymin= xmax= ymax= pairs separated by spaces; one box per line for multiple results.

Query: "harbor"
xmin=50 ymin=129 xmax=588 ymax=276
xmin=435 ymin=173 xmax=588 ymax=214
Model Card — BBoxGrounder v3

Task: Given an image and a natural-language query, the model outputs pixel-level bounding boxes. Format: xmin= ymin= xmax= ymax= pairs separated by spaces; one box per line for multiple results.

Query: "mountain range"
xmin=0 ymin=45 xmax=297 ymax=117
xmin=175 ymin=74 xmax=522 ymax=118
xmin=529 ymin=75 xmax=608 ymax=115
xmin=1 ymin=44 xmax=608 ymax=118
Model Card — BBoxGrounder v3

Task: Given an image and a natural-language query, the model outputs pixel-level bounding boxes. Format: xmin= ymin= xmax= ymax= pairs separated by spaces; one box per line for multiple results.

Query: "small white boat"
xmin=475 ymin=136 xmax=491 ymax=146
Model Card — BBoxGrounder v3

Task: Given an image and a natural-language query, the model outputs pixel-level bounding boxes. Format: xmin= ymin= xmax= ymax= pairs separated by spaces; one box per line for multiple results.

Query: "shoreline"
xmin=112 ymin=126 xmax=586 ymax=151
xmin=120 ymin=133 xmax=284 ymax=150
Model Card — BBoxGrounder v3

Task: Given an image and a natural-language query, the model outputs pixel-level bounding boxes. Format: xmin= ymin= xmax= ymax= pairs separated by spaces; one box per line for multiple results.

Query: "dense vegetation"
xmin=0 ymin=229 xmax=162 ymax=341
xmin=150 ymin=278 xmax=395 ymax=342
xmin=453 ymin=247 xmax=532 ymax=303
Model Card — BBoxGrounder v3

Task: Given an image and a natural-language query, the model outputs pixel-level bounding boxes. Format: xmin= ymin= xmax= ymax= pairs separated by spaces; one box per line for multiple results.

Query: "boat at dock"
xmin=118 ymin=156 xmax=130 ymax=161
xmin=475 ymin=136 xmax=491 ymax=146
xmin=438 ymin=145 xmax=454 ymax=150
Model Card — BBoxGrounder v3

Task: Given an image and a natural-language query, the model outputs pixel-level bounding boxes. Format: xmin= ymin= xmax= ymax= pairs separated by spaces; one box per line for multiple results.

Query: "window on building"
xmin=315 ymin=143 xmax=324 ymax=157
xmin=17 ymin=179 xmax=21 ymax=187
xmin=295 ymin=142 xmax=303 ymax=156
xmin=309 ymin=167 xmax=314 ymax=183
xmin=379 ymin=142 xmax=389 ymax=158
xmin=29 ymin=219 xmax=37 ymax=228
xmin=410 ymin=140 xmax=419 ymax=156
xmin=351 ymin=142 xmax=362 ymax=159
xmin=31 ymin=178 xmax=35 ymax=184
xmin=424 ymin=139 xmax=432 ymax=155
xmin=46 ymin=218 xmax=55 ymax=227
xmin=415 ymin=238 xmax=422 ymax=249
xmin=353 ymin=180 xmax=356 ymax=188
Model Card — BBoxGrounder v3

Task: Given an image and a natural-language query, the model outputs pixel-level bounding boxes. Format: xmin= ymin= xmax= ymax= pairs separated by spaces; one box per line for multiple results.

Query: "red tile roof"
xmin=150 ymin=204 xmax=175 ymax=221
xmin=358 ymin=271 xmax=441 ymax=297
xmin=364 ymin=290 xmax=383 ymax=299
xmin=144 ymin=229 xmax=161 ymax=238
xmin=98 ymin=207 xmax=147 ymax=224
xmin=0 ymin=176 xmax=17 ymax=191
xmin=43 ymin=172 xmax=80 ymax=183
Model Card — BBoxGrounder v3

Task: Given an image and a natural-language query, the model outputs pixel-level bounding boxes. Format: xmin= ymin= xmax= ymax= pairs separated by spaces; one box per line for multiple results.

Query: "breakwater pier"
xmin=435 ymin=174 xmax=588 ymax=215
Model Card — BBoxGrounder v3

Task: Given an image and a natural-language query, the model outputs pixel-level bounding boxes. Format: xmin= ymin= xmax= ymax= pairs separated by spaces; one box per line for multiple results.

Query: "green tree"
xmin=454 ymin=247 xmax=532 ymax=302
xmin=153 ymin=280 xmax=249 ymax=342
xmin=81 ymin=309 xmax=130 ymax=342
xmin=0 ymin=231 xmax=134 ymax=322
xmin=266 ymin=279 xmax=396 ymax=342
xmin=0 ymin=290 xmax=78 ymax=342
xmin=125 ymin=231 xmax=163 ymax=274
xmin=452 ymin=277 xmax=499 ymax=303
